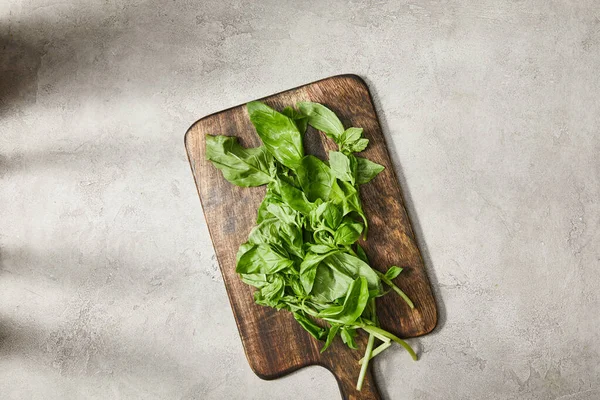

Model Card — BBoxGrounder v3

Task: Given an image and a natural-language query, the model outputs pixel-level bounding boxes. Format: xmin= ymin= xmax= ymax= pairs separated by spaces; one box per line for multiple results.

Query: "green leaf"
xmin=205 ymin=135 xmax=273 ymax=187
xmin=255 ymin=275 xmax=285 ymax=307
xmin=299 ymin=250 xmax=338 ymax=294
xmin=247 ymin=101 xmax=304 ymax=169
xmin=278 ymin=179 xmax=315 ymax=216
xmin=321 ymin=324 xmax=340 ymax=353
xmin=236 ymin=243 xmax=294 ymax=275
xmin=328 ymin=151 xmax=356 ymax=185
xmin=266 ymin=202 xmax=301 ymax=227
xmin=256 ymin=189 xmax=281 ymax=223
xmin=340 ymin=326 xmax=358 ymax=349
xmin=315 ymin=304 xmax=345 ymax=318
xmin=289 ymin=276 xmax=306 ymax=297
xmin=297 ymin=102 xmax=345 ymax=140
xmin=309 ymin=201 xmax=343 ymax=231
xmin=278 ymin=221 xmax=304 ymax=259
xmin=296 ymin=155 xmax=335 ymax=202
xmin=321 ymin=202 xmax=343 ymax=230
xmin=293 ymin=311 xmax=327 ymax=340
xmin=325 ymin=252 xmax=382 ymax=294
xmin=308 ymin=244 xmax=335 ymax=254
xmin=282 ymin=106 xmax=308 ymax=134
xmin=355 ymin=243 xmax=369 ymax=264
xmin=247 ymin=218 xmax=280 ymax=245
xmin=317 ymin=277 xmax=369 ymax=324
xmin=313 ymin=230 xmax=335 ymax=247
xmin=341 ymin=127 xmax=363 ymax=144
xmin=348 ymin=138 xmax=369 ymax=154
xmin=239 ymin=273 xmax=268 ymax=288
xmin=339 ymin=127 xmax=369 ymax=154
xmin=334 ymin=220 xmax=364 ymax=245
xmin=356 ymin=157 xmax=384 ymax=185
xmin=384 ymin=266 xmax=403 ymax=280
xmin=329 ymin=179 xmax=367 ymax=228
xmin=311 ymin=261 xmax=355 ymax=302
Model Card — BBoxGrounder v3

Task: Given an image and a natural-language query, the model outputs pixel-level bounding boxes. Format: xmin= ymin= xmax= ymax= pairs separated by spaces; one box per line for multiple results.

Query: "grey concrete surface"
xmin=1 ymin=1 xmax=599 ymax=399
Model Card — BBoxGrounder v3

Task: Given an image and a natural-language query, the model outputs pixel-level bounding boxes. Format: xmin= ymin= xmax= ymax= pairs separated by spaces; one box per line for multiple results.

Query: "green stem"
xmin=362 ymin=328 xmax=390 ymax=343
xmin=376 ymin=271 xmax=415 ymax=309
xmin=356 ymin=332 xmax=375 ymax=391
xmin=361 ymin=325 xmax=418 ymax=361
xmin=370 ymin=295 xmax=378 ymax=325
xmin=299 ymin=299 xmax=319 ymax=317
xmin=314 ymin=226 xmax=336 ymax=237
xmin=358 ymin=341 xmax=392 ymax=365
xmin=344 ymin=245 xmax=358 ymax=258
xmin=355 ymin=319 xmax=391 ymax=342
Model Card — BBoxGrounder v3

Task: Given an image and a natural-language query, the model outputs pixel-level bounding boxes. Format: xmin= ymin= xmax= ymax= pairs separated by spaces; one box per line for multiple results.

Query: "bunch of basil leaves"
xmin=206 ymin=101 xmax=416 ymax=390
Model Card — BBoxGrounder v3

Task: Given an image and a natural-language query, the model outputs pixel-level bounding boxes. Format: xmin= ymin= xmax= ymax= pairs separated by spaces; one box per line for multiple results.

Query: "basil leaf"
xmin=317 ymin=277 xmax=369 ymax=324
xmin=341 ymin=127 xmax=363 ymax=144
xmin=293 ymin=311 xmax=327 ymax=340
xmin=329 ymin=179 xmax=367 ymax=228
xmin=267 ymin=202 xmax=301 ymax=227
xmin=236 ymin=243 xmax=294 ymax=275
xmin=316 ymin=305 xmax=345 ymax=318
xmin=348 ymin=138 xmax=369 ymax=153
xmin=355 ymin=243 xmax=370 ymax=264
xmin=299 ymin=250 xmax=338 ymax=294
xmin=282 ymin=106 xmax=308 ymax=134
xmin=247 ymin=218 xmax=280 ymax=245
xmin=340 ymin=327 xmax=358 ymax=349
xmin=278 ymin=221 xmax=304 ymax=259
xmin=334 ymin=220 xmax=363 ymax=245
xmin=311 ymin=262 xmax=355 ymax=302
xmin=328 ymin=151 xmax=356 ymax=185
xmin=325 ymin=252 xmax=382 ymax=294
xmin=340 ymin=127 xmax=369 ymax=154
xmin=321 ymin=202 xmax=343 ymax=230
xmin=296 ymin=155 xmax=335 ymax=202
xmin=321 ymin=324 xmax=340 ymax=353
xmin=205 ymin=135 xmax=273 ymax=187
xmin=239 ymin=273 xmax=268 ymax=288
xmin=278 ymin=179 xmax=315 ymax=216
xmin=384 ymin=266 xmax=403 ymax=280
xmin=314 ymin=230 xmax=335 ymax=247
xmin=309 ymin=201 xmax=342 ymax=231
xmin=256 ymin=189 xmax=281 ymax=223
xmin=255 ymin=275 xmax=285 ymax=307
xmin=247 ymin=101 xmax=304 ymax=169
xmin=297 ymin=102 xmax=345 ymax=140
xmin=289 ymin=276 xmax=306 ymax=297
xmin=308 ymin=244 xmax=336 ymax=254
xmin=356 ymin=157 xmax=384 ymax=185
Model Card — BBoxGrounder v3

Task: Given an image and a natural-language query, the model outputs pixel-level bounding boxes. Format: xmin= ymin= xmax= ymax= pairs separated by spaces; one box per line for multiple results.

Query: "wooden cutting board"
xmin=185 ymin=75 xmax=437 ymax=400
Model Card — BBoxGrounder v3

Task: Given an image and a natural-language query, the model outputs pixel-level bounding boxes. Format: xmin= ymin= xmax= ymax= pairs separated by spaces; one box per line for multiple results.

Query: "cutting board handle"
xmin=329 ymin=363 xmax=381 ymax=400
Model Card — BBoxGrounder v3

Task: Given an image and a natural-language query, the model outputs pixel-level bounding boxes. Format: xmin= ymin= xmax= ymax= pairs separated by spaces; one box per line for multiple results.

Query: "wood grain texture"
xmin=185 ymin=74 xmax=437 ymax=400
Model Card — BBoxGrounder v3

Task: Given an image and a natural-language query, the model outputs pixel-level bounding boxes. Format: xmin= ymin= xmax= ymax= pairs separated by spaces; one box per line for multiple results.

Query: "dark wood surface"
xmin=185 ymin=74 xmax=437 ymax=400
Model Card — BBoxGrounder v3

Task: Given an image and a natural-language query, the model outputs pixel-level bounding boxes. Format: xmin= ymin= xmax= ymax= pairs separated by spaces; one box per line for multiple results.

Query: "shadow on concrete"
xmin=0 ymin=244 xmax=209 ymax=388
xmin=0 ymin=8 xmax=136 ymax=117
xmin=362 ymin=75 xmax=447 ymax=335
xmin=0 ymin=9 xmax=212 ymax=389
xmin=0 ymin=34 xmax=43 ymax=115
xmin=0 ymin=310 xmax=208 ymax=388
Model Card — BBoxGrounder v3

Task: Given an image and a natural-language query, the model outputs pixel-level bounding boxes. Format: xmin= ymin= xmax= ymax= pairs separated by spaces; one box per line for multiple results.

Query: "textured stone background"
xmin=1 ymin=1 xmax=599 ymax=399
